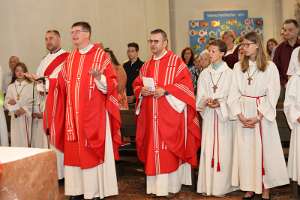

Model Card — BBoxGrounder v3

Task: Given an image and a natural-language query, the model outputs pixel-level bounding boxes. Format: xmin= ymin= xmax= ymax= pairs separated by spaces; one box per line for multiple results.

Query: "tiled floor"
xmin=59 ymin=158 xmax=295 ymax=200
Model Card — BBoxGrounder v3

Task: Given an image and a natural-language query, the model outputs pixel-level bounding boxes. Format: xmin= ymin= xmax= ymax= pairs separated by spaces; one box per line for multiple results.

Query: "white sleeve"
xmin=94 ymin=75 xmax=107 ymax=94
xmin=284 ymin=76 xmax=300 ymax=128
xmin=165 ymin=94 xmax=186 ymax=113
xmin=287 ymin=47 xmax=300 ymax=76
xmin=227 ymin=64 xmax=242 ymax=119
xmin=257 ymin=63 xmax=280 ymax=121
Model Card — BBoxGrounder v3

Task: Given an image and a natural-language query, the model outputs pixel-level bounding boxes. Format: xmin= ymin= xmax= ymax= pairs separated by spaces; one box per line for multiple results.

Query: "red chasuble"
xmin=43 ymin=52 xmax=69 ymax=137
xmin=133 ymin=50 xmax=201 ymax=176
xmin=52 ymin=44 xmax=122 ymax=169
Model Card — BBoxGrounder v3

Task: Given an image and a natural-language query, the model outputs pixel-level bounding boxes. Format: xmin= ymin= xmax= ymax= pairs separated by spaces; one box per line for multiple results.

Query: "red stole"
xmin=43 ymin=52 xmax=69 ymax=137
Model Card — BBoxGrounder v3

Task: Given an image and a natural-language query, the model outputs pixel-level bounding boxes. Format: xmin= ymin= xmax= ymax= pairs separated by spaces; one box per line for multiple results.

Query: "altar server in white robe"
xmin=26 ymin=30 xmax=67 ymax=180
xmin=227 ymin=31 xmax=289 ymax=199
xmin=284 ymin=53 xmax=300 ymax=185
xmin=196 ymin=39 xmax=235 ymax=196
xmin=0 ymin=65 xmax=8 ymax=146
xmin=4 ymin=62 xmax=33 ymax=147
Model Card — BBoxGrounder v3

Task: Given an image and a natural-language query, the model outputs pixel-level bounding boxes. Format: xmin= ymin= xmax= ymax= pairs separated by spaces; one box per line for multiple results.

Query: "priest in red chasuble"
xmin=133 ymin=29 xmax=201 ymax=197
xmin=53 ymin=21 xmax=121 ymax=200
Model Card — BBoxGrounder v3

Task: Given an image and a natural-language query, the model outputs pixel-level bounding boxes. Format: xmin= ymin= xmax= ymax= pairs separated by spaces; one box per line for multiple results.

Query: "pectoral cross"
xmin=212 ymin=85 xmax=218 ymax=93
xmin=16 ymin=94 xmax=20 ymax=101
xmin=247 ymin=77 xmax=253 ymax=85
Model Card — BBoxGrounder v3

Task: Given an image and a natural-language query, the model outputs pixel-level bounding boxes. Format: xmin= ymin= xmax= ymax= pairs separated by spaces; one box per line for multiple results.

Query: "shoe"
xmin=261 ymin=192 xmax=271 ymax=199
xmin=261 ymin=196 xmax=271 ymax=200
xmin=243 ymin=192 xmax=255 ymax=199
xmin=69 ymin=195 xmax=84 ymax=200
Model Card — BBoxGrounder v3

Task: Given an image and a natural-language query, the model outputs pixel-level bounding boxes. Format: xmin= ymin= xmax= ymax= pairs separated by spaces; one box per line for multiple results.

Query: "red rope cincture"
xmin=241 ymin=94 xmax=266 ymax=176
xmin=211 ymin=110 xmax=221 ymax=172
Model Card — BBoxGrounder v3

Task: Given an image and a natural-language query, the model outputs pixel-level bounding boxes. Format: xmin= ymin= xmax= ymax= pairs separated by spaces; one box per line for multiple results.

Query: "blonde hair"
xmin=241 ymin=32 xmax=267 ymax=72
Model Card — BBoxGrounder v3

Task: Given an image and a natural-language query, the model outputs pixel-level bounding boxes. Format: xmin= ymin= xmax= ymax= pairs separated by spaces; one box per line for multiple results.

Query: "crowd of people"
xmin=0 ymin=18 xmax=300 ymax=200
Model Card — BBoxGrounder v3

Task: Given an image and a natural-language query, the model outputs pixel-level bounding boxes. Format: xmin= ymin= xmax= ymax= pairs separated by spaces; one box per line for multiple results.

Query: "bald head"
xmin=9 ymin=56 xmax=20 ymax=72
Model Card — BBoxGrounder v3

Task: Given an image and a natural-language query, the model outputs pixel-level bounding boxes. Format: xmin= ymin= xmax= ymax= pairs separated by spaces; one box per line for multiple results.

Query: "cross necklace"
xmin=210 ymin=72 xmax=223 ymax=93
xmin=246 ymin=68 xmax=258 ymax=85
xmin=14 ymin=82 xmax=27 ymax=100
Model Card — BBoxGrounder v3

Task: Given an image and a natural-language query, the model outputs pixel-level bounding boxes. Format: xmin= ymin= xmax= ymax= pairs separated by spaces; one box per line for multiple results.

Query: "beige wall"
xmin=0 ymin=0 xmax=170 ymax=72
xmin=170 ymin=0 xmax=284 ymax=55
xmin=0 ymin=0 xmax=297 ymax=73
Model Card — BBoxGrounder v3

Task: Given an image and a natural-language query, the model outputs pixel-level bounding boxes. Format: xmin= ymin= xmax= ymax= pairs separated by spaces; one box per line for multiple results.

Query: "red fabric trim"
xmin=44 ymin=52 xmax=69 ymax=77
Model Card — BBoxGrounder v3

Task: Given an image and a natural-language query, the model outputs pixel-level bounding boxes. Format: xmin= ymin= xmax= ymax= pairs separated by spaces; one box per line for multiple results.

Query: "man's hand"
xmin=89 ymin=69 xmax=102 ymax=80
xmin=141 ymin=87 xmax=154 ymax=97
xmin=153 ymin=87 xmax=165 ymax=98
xmin=8 ymin=99 xmax=17 ymax=105
xmin=127 ymin=95 xmax=135 ymax=104
xmin=24 ymin=73 xmax=38 ymax=81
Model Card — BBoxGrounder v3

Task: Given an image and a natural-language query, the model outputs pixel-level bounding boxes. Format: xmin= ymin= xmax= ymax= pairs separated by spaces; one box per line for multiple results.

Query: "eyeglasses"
xmin=240 ymin=42 xmax=255 ymax=48
xmin=71 ymin=30 xmax=89 ymax=35
xmin=147 ymin=39 xmax=161 ymax=44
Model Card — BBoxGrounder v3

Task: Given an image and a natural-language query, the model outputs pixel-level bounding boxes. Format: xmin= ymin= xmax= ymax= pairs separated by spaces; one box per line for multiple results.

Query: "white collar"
xmin=208 ymin=61 xmax=229 ymax=74
xmin=153 ymin=50 xmax=167 ymax=60
xmin=79 ymin=44 xmax=94 ymax=54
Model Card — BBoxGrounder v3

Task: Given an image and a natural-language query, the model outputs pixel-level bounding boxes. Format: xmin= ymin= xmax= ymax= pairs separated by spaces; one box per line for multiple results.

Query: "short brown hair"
xmin=209 ymin=39 xmax=227 ymax=55
xmin=222 ymin=30 xmax=236 ymax=41
xmin=72 ymin=21 xmax=92 ymax=34
xmin=46 ymin=29 xmax=60 ymax=37
xmin=150 ymin=29 xmax=168 ymax=41
xmin=283 ymin=19 xmax=299 ymax=28
xmin=241 ymin=31 xmax=267 ymax=72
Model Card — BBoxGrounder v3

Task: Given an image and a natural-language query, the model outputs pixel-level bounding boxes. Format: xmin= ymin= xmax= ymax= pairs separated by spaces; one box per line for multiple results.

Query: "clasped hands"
xmin=238 ymin=112 xmax=263 ymax=128
xmin=205 ymin=98 xmax=220 ymax=108
xmin=141 ymin=87 xmax=165 ymax=98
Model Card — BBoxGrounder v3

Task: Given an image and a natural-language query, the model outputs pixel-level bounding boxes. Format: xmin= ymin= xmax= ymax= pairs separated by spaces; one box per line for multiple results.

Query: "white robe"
xmin=0 ymin=65 xmax=8 ymax=146
xmin=32 ymin=49 xmax=67 ymax=179
xmin=4 ymin=80 xmax=33 ymax=147
xmin=64 ymin=70 xmax=118 ymax=199
xmin=196 ymin=62 xmax=235 ymax=196
xmin=284 ymin=73 xmax=300 ymax=184
xmin=228 ymin=60 xmax=289 ymax=194
xmin=287 ymin=46 xmax=300 ymax=76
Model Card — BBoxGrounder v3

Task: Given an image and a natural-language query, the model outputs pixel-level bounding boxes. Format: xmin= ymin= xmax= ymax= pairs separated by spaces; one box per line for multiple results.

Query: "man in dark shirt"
xmin=273 ymin=19 xmax=300 ymax=101
xmin=123 ymin=42 xmax=144 ymax=103
xmin=273 ymin=19 xmax=300 ymax=86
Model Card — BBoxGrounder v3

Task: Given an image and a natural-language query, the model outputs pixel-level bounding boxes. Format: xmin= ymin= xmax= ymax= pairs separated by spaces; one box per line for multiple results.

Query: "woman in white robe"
xmin=4 ymin=63 xmax=33 ymax=147
xmin=227 ymin=32 xmax=289 ymax=199
xmin=196 ymin=40 xmax=235 ymax=196
xmin=284 ymin=60 xmax=300 ymax=185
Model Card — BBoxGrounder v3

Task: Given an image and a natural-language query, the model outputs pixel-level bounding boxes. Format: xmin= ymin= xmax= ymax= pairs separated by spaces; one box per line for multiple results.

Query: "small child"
xmin=5 ymin=62 xmax=33 ymax=147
